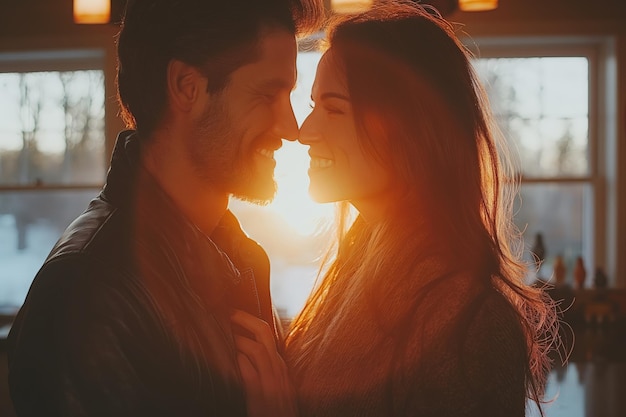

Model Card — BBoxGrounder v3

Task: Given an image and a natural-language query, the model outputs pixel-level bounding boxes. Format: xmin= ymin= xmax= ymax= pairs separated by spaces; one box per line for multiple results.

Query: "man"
xmin=7 ymin=0 xmax=322 ymax=415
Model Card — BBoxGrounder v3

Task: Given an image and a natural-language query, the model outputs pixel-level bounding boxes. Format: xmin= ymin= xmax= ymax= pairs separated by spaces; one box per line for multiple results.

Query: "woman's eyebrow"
xmin=318 ymin=92 xmax=350 ymax=101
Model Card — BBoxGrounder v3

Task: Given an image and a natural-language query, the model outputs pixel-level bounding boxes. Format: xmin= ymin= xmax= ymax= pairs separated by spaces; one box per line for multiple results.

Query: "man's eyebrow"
xmin=259 ymin=78 xmax=296 ymax=92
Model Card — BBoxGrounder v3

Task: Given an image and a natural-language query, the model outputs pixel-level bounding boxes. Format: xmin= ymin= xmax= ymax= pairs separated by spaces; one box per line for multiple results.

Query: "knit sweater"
xmin=286 ymin=271 xmax=529 ymax=417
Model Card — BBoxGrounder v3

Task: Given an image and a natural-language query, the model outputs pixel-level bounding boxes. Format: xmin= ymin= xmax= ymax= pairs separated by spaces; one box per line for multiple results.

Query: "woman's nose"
xmin=298 ymin=113 xmax=321 ymax=145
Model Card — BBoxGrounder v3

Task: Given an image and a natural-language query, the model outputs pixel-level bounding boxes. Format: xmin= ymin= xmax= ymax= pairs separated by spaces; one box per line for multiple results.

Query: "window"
xmin=0 ymin=50 xmax=107 ymax=321
xmin=469 ymin=37 xmax=616 ymax=288
xmin=2 ymin=39 xmax=613 ymax=326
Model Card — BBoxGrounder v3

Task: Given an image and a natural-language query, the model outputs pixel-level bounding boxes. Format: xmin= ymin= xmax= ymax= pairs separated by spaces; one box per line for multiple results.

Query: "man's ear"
xmin=167 ymin=59 xmax=205 ymax=112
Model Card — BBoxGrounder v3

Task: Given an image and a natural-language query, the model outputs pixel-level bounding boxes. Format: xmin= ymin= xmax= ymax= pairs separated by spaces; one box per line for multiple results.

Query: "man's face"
xmin=187 ymin=29 xmax=298 ymax=204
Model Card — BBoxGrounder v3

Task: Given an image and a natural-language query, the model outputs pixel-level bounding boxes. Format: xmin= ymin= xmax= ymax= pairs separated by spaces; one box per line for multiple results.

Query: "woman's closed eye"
xmin=310 ymin=99 xmax=346 ymax=116
xmin=323 ymin=104 xmax=345 ymax=115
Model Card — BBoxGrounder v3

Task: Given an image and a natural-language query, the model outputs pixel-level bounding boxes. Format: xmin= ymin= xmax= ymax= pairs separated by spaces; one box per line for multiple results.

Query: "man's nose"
xmin=273 ymin=98 xmax=299 ymax=141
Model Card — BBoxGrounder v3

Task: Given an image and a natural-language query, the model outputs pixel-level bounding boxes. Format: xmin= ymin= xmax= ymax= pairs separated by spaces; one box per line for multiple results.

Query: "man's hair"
xmin=116 ymin=0 xmax=323 ymax=136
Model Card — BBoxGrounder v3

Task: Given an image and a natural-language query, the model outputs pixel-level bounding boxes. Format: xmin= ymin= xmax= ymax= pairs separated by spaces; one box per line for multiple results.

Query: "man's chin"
xmin=231 ymin=181 xmax=277 ymax=206
xmin=233 ymin=194 xmax=273 ymax=206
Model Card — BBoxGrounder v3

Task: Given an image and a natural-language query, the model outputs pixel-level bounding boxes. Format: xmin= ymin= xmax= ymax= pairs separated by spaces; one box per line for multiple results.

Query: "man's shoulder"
xmin=8 ymin=197 xmax=151 ymax=352
xmin=46 ymin=196 xmax=120 ymax=262
xmin=23 ymin=196 xmax=135 ymax=305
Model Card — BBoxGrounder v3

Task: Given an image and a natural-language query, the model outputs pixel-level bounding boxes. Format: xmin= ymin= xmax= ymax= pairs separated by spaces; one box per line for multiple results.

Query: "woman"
xmin=232 ymin=2 xmax=559 ymax=416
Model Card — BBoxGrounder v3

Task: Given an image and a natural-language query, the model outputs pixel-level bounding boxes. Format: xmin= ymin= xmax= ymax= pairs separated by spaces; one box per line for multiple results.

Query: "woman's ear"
xmin=166 ymin=59 xmax=205 ymax=113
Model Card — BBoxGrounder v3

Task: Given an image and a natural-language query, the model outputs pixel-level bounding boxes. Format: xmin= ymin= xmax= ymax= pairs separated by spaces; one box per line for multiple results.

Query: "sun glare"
xmin=227 ymin=51 xmax=329 ymax=317
xmin=271 ymin=141 xmax=334 ymax=236
xmin=262 ymin=50 xmax=331 ymax=238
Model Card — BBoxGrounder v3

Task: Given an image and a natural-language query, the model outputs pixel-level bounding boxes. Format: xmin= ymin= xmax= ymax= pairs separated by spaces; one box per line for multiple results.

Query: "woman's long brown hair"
xmin=287 ymin=1 xmax=561 ymax=413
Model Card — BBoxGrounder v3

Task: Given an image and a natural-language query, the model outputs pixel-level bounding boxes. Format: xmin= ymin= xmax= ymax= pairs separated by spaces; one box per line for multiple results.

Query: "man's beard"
xmin=187 ymin=97 xmax=277 ymax=204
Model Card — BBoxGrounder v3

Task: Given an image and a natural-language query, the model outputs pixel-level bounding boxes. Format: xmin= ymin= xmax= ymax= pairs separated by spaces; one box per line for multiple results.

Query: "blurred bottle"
xmin=553 ymin=255 xmax=566 ymax=287
xmin=593 ymin=267 xmax=608 ymax=289
xmin=574 ymin=256 xmax=586 ymax=290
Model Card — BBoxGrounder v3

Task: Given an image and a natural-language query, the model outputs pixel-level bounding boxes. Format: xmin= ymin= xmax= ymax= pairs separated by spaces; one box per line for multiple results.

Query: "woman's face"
xmin=298 ymin=51 xmax=393 ymax=220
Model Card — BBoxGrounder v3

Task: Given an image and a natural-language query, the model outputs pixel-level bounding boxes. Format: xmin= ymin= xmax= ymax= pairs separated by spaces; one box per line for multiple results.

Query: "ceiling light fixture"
xmin=458 ymin=0 xmax=498 ymax=12
xmin=73 ymin=0 xmax=111 ymax=24
xmin=331 ymin=0 xmax=374 ymax=14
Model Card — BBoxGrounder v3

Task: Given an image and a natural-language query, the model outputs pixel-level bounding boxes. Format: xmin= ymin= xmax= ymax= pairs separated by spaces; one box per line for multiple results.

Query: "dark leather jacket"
xmin=8 ymin=131 xmax=280 ymax=417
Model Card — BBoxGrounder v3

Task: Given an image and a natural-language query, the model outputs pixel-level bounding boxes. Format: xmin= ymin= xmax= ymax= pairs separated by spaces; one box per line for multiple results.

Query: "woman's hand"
xmin=230 ymin=309 xmax=298 ymax=417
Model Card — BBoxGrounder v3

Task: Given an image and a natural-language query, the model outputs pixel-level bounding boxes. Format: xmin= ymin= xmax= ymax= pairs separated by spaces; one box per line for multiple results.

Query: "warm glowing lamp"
xmin=458 ymin=0 xmax=498 ymax=11
xmin=73 ymin=0 xmax=111 ymax=24
xmin=331 ymin=0 xmax=374 ymax=14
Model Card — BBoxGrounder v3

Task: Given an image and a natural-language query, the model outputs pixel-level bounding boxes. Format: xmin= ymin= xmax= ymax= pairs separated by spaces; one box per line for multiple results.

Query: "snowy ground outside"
xmin=0 ymin=215 xmax=58 ymax=313
xmin=0 ymin=214 xmax=316 ymax=323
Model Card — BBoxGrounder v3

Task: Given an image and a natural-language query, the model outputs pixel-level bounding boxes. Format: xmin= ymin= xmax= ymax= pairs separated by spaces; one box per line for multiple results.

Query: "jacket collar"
xmin=104 ymin=131 xmax=242 ymax=297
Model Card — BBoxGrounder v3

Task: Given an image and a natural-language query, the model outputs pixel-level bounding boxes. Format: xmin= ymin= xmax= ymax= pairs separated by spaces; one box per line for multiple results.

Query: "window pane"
xmin=514 ymin=183 xmax=589 ymax=285
xmin=0 ymin=70 xmax=106 ymax=185
xmin=0 ymin=190 xmax=97 ymax=311
xmin=292 ymin=51 xmax=322 ymax=125
xmin=474 ymin=57 xmax=589 ymax=178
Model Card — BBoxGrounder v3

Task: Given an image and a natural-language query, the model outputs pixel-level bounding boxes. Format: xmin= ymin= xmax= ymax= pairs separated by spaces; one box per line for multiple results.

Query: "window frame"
xmin=0 ymin=48 xmax=108 ymax=193
xmin=465 ymin=35 xmax=618 ymax=286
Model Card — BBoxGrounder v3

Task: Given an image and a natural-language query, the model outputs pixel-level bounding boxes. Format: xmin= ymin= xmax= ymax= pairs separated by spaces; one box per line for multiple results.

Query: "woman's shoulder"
xmin=398 ymin=280 xmax=530 ymax=416
xmin=457 ymin=285 xmax=528 ymax=378
xmin=460 ymin=284 xmax=528 ymax=367
xmin=411 ymin=271 xmax=527 ymax=357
